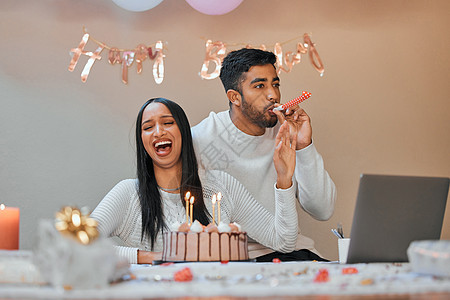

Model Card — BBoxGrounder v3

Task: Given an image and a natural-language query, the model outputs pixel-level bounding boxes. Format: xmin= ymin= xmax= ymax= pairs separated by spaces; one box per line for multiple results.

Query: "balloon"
xmin=134 ymin=44 xmax=148 ymax=74
xmin=274 ymin=42 xmax=306 ymax=75
xmin=185 ymin=0 xmax=243 ymax=15
xmin=81 ymin=45 xmax=104 ymax=83
xmin=200 ymin=40 xmax=226 ymax=80
xmin=303 ymin=33 xmax=325 ymax=76
xmin=153 ymin=41 xmax=165 ymax=84
xmin=68 ymin=33 xmax=89 ymax=72
xmin=112 ymin=0 xmax=163 ymax=12
xmin=108 ymin=48 xmax=122 ymax=65
xmin=121 ymin=51 xmax=135 ymax=84
xmin=68 ymin=33 xmax=104 ymax=83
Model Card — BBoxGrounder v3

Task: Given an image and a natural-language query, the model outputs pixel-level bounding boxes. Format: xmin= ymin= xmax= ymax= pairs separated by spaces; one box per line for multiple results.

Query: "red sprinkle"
xmin=342 ymin=267 xmax=358 ymax=274
xmin=314 ymin=269 xmax=329 ymax=282
xmin=272 ymin=258 xmax=281 ymax=263
xmin=161 ymin=262 xmax=174 ymax=267
xmin=174 ymin=267 xmax=193 ymax=282
xmin=221 ymin=260 xmax=229 ymax=264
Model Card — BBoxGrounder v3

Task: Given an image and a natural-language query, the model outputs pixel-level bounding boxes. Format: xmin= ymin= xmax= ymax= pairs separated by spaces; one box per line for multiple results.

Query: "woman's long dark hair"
xmin=135 ymin=98 xmax=210 ymax=249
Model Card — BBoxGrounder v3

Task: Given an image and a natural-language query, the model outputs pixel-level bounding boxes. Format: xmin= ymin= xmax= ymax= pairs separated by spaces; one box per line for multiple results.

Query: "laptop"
xmin=346 ymin=174 xmax=449 ymax=263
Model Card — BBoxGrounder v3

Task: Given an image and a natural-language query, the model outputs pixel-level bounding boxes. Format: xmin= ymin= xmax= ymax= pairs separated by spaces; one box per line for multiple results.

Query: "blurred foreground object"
xmin=408 ymin=240 xmax=450 ymax=277
xmin=33 ymin=206 xmax=128 ymax=289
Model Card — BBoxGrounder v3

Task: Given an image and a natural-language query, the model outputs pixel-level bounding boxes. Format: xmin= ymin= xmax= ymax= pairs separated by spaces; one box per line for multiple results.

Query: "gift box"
xmin=33 ymin=208 xmax=128 ymax=289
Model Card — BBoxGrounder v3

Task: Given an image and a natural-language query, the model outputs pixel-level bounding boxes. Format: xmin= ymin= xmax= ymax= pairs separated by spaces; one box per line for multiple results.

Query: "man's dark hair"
xmin=219 ymin=48 xmax=277 ymax=94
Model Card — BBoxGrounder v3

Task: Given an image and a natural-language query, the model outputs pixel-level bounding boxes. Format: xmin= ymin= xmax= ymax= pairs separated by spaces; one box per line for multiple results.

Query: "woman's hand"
xmin=273 ymin=121 xmax=297 ymax=189
xmin=137 ymin=250 xmax=162 ymax=264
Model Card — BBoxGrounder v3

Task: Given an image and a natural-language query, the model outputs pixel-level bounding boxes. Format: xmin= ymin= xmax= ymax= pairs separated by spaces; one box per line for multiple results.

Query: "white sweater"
xmin=90 ymin=170 xmax=298 ymax=263
xmin=191 ymin=110 xmax=337 ymax=256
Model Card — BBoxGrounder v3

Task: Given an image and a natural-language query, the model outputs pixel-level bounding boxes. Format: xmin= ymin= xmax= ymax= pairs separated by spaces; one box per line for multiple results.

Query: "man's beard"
xmin=240 ymin=95 xmax=278 ymax=129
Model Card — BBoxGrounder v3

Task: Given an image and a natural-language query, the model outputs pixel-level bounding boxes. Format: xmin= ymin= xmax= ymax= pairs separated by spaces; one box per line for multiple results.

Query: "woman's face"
xmin=141 ymin=102 xmax=182 ymax=171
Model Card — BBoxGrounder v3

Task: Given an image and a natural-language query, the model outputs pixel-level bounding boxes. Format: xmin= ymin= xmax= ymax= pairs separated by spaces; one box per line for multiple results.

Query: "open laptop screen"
xmin=346 ymin=174 xmax=449 ymax=263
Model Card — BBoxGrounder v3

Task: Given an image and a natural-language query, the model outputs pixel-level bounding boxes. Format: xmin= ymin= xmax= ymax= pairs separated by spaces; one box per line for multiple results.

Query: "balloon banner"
xmin=68 ymin=28 xmax=165 ymax=84
xmin=68 ymin=29 xmax=324 ymax=85
xmin=200 ymin=33 xmax=324 ymax=80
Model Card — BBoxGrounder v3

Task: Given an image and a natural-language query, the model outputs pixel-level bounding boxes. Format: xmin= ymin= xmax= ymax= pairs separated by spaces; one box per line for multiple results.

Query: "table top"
xmin=1 ymin=251 xmax=450 ymax=300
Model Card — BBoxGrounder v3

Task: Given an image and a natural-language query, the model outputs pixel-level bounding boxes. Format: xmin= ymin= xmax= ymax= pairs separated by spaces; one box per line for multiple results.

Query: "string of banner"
xmin=68 ymin=28 xmax=324 ymax=85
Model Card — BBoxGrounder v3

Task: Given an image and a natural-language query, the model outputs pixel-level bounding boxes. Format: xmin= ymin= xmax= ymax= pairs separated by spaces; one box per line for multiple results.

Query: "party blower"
xmin=273 ymin=91 xmax=312 ymax=111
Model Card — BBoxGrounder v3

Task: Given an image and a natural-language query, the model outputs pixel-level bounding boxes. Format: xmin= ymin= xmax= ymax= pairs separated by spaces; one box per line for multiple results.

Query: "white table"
xmin=1 ymin=251 xmax=450 ymax=299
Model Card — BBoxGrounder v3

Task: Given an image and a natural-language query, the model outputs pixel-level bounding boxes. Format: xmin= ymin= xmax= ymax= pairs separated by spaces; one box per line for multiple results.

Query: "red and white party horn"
xmin=273 ymin=91 xmax=312 ymax=111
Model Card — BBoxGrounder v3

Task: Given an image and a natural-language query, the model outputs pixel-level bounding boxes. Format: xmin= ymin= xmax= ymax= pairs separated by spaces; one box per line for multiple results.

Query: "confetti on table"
xmin=174 ymin=267 xmax=193 ymax=282
xmin=314 ymin=269 xmax=330 ymax=283
xmin=342 ymin=267 xmax=359 ymax=274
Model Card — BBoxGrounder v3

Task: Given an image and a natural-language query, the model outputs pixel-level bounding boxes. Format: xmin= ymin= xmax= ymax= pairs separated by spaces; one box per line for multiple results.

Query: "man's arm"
xmin=273 ymin=107 xmax=336 ymax=220
xmin=294 ymin=143 xmax=336 ymax=220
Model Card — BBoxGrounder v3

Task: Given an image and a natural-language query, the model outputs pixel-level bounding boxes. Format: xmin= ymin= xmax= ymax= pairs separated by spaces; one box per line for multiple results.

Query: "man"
xmin=191 ymin=48 xmax=336 ymax=261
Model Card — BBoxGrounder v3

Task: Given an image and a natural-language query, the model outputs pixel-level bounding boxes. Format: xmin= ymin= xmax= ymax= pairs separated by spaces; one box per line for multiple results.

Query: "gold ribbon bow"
xmin=55 ymin=206 xmax=99 ymax=245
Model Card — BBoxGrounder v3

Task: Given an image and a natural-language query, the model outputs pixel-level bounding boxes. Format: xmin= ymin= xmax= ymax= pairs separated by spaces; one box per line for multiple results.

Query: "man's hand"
xmin=274 ymin=104 xmax=312 ymax=150
xmin=273 ymin=121 xmax=297 ymax=189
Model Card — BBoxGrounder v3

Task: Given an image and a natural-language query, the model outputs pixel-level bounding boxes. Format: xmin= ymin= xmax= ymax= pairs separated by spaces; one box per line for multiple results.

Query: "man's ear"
xmin=227 ymin=89 xmax=241 ymax=107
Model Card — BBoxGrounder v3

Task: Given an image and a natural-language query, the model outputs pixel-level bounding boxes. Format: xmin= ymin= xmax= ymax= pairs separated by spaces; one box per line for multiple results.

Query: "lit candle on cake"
xmin=211 ymin=194 xmax=217 ymax=225
xmin=189 ymin=196 xmax=195 ymax=225
xmin=185 ymin=192 xmax=191 ymax=224
xmin=217 ymin=192 xmax=222 ymax=224
xmin=0 ymin=204 xmax=20 ymax=250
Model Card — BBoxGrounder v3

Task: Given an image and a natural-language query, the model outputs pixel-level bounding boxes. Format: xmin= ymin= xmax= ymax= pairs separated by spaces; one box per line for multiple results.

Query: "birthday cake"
xmin=162 ymin=221 xmax=249 ymax=262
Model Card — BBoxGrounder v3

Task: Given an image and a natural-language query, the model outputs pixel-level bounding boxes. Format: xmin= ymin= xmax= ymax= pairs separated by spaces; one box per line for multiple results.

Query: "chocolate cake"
xmin=162 ymin=221 xmax=249 ymax=262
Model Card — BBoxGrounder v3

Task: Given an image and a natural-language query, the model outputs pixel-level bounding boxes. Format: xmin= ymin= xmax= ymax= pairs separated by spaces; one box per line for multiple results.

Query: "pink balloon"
xmin=185 ymin=0 xmax=244 ymax=15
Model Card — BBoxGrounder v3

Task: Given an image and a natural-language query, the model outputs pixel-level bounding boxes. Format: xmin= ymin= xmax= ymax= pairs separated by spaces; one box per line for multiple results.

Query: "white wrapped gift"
xmin=33 ymin=219 xmax=128 ymax=289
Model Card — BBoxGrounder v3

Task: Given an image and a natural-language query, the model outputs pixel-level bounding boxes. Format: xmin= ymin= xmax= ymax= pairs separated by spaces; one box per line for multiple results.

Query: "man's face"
xmin=238 ymin=64 xmax=281 ymax=129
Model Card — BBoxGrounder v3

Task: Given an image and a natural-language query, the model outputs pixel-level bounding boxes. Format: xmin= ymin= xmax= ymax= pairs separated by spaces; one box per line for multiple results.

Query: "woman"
xmin=91 ymin=98 xmax=299 ymax=264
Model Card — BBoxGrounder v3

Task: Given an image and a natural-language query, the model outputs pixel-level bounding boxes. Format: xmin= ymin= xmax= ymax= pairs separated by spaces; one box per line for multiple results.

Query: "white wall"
xmin=1 ymin=0 xmax=449 ymax=260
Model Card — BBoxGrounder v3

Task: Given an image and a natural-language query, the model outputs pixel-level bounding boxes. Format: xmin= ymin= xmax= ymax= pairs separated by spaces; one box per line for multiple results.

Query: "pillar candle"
xmin=0 ymin=204 xmax=20 ymax=250
xmin=189 ymin=196 xmax=194 ymax=225
xmin=185 ymin=192 xmax=191 ymax=224
xmin=217 ymin=192 xmax=222 ymax=224
xmin=211 ymin=194 xmax=216 ymax=225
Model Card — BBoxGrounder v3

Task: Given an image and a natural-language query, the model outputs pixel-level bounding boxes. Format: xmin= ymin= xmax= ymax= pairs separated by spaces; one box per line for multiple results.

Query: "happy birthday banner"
xmin=68 ymin=28 xmax=165 ymax=84
xmin=68 ymin=29 xmax=324 ymax=85
xmin=200 ymin=33 xmax=324 ymax=80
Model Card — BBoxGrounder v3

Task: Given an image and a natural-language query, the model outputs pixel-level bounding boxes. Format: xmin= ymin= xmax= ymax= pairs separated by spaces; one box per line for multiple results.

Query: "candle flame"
xmin=185 ymin=191 xmax=191 ymax=201
xmin=217 ymin=192 xmax=222 ymax=201
xmin=0 ymin=204 xmax=5 ymax=210
xmin=190 ymin=196 xmax=195 ymax=204
xmin=212 ymin=194 xmax=216 ymax=204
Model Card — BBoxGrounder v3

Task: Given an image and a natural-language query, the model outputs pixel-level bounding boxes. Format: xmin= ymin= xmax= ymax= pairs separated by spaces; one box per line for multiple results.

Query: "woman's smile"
xmin=153 ymin=139 xmax=173 ymax=156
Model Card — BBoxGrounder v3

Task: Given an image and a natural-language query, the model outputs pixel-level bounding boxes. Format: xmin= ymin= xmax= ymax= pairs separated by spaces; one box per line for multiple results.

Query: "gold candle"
xmin=211 ymin=194 xmax=217 ymax=225
xmin=217 ymin=192 xmax=222 ymax=224
xmin=185 ymin=191 xmax=191 ymax=224
xmin=189 ymin=196 xmax=195 ymax=225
